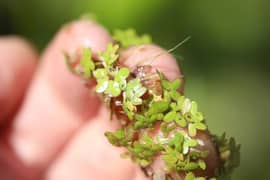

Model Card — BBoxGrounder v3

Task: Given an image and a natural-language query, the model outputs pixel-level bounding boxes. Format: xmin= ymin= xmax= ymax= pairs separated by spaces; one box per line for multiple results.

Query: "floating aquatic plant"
xmin=65 ymin=28 xmax=240 ymax=180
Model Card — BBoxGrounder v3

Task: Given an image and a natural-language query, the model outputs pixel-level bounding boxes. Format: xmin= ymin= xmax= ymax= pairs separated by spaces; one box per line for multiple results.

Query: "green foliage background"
xmin=1 ymin=0 xmax=270 ymax=179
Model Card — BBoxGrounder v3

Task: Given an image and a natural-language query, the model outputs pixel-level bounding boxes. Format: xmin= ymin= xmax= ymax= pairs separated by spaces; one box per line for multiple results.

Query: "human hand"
xmin=0 ymin=20 xmax=182 ymax=180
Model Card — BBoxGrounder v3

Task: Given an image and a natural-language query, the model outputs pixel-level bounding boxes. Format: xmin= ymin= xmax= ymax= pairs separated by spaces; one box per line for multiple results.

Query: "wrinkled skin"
xmin=0 ymin=20 xmax=218 ymax=180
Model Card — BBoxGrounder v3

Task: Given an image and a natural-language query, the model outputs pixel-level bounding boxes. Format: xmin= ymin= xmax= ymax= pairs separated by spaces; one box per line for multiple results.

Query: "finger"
xmin=0 ymin=37 xmax=36 ymax=125
xmin=6 ymin=20 xmax=112 ymax=174
xmin=46 ymin=44 xmax=183 ymax=180
xmin=46 ymin=106 xmax=142 ymax=180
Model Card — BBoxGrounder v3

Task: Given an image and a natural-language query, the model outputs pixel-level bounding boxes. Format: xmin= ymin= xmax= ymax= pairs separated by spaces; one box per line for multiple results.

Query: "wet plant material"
xmin=65 ymin=28 xmax=240 ymax=180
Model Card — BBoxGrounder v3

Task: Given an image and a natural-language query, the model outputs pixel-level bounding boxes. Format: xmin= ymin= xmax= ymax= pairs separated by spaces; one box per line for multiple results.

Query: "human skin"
xmin=0 ymin=19 xmax=192 ymax=180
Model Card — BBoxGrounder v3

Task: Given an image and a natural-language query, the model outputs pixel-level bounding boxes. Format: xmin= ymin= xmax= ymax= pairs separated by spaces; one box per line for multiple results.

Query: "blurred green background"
xmin=0 ymin=0 xmax=269 ymax=179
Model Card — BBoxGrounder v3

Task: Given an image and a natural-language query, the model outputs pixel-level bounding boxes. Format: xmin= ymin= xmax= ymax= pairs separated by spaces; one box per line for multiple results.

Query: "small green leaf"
xmin=162 ymin=147 xmax=181 ymax=170
xmin=126 ymin=78 xmax=139 ymax=89
xmin=177 ymin=96 xmax=186 ymax=108
xmin=99 ymin=43 xmax=119 ymax=68
xmin=118 ymin=67 xmax=130 ymax=77
xmin=80 ymin=48 xmax=95 ymax=78
xmin=188 ymin=123 xmax=197 ymax=137
xmin=134 ymin=114 xmax=158 ymax=129
xmin=192 ymin=112 xmax=204 ymax=122
xmin=175 ymin=117 xmax=187 ymax=127
xmin=130 ymin=79 xmax=147 ymax=97
xmin=195 ymin=122 xmax=207 ymax=130
xmin=190 ymin=101 xmax=204 ymax=122
xmin=161 ymin=123 xmax=176 ymax=136
xmin=198 ymin=160 xmax=206 ymax=170
xmin=134 ymin=120 xmax=143 ymax=129
xmin=182 ymin=162 xmax=199 ymax=171
xmin=170 ymin=102 xmax=177 ymax=109
xmin=156 ymin=113 xmax=164 ymax=120
xmin=196 ymin=177 xmax=206 ymax=180
xmin=134 ymin=86 xmax=147 ymax=97
xmin=93 ymin=68 xmax=108 ymax=79
xmin=113 ymin=29 xmax=152 ymax=48
xmin=170 ymin=90 xmax=181 ymax=101
xmin=190 ymin=101 xmax=198 ymax=114
xmin=142 ymin=135 xmax=154 ymax=145
xmin=132 ymin=97 xmax=143 ymax=105
xmin=189 ymin=151 xmax=209 ymax=160
xmin=183 ymin=139 xmax=197 ymax=154
xmin=147 ymin=100 xmax=169 ymax=115
xmin=161 ymin=79 xmax=171 ymax=90
xmin=186 ymin=139 xmax=198 ymax=147
xmin=171 ymin=79 xmax=181 ymax=90
xmin=125 ymin=79 xmax=146 ymax=105
xmin=164 ymin=111 xmax=177 ymax=122
xmin=104 ymin=80 xmax=121 ymax=97
xmin=160 ymin=76 xmax=181 ymax=92
xmin=182 ymin=98 xmax=192 ymax=114
xmin=135 ymin=114 xmax=144 ymax=121
xmin=185 ymin=172 xmax=195 ymax=180
xmin=168 ymin=132 xmax=184 ymax=152
xmin=96 ymin=79 xmax=109 ymax=93
xmin=105 ymin=129 xmax=130 ymax=146
xmin=114 ymin=67 xmax=130 ymax=89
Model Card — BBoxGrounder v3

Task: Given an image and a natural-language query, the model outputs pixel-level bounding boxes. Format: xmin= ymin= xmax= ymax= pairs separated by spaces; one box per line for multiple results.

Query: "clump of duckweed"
xmin=66 ymin=28 xmax=240 ymax=180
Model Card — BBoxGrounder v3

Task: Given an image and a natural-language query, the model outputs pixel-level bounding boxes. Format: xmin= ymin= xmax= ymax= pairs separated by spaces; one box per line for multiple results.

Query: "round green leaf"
xmin=118 ymin=67 xmax=130 ymax=78
xmin=195 ymin=122 xmax=207 ymax=130
xmin=188 ymin=123 xmax=197 ymax=137
xmin=175 ymin=118 xmax=187 ymax=127
xmin=171 ymin=79 xmax=181 ymax=90
xmin=185 ymin=172 xmax=195 ymax=180
xmin=105 ymin=81 xmax=121 ymax=97
xmin=93 ymin=68 xmax=108 ymax=79
xmin=164 ymin=111 xmax=177 ymax=122
xmin=198 ymin=160 xmax=206 ymax=170
xmin=96 ymin=79 xmax=109 ymax=93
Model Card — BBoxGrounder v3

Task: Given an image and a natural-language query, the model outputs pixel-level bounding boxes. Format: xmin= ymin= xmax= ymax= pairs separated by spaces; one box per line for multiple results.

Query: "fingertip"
xmin=39 ymin=19 xmax=112 ymax=117
xmin=51 ymin=19 xmax=112 ymax=53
